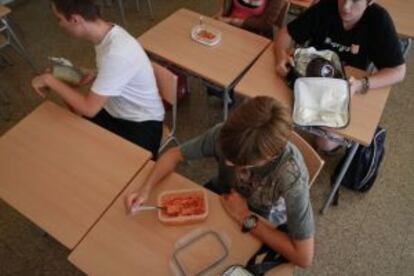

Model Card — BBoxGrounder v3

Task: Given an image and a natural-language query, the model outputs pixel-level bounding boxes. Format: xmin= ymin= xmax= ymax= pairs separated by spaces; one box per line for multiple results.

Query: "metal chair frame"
xmin=0 ymin=9 xmax=37 ymax=72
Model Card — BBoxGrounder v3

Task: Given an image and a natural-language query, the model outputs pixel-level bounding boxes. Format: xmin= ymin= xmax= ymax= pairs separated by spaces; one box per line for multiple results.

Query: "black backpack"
xmin=334 ymin=127 xmax=387 ymax=193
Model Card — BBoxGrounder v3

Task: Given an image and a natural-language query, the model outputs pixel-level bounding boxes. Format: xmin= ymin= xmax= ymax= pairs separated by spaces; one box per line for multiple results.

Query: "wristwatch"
xmin=360 ymin=76 xmax=370 ymax=94
xmin=241 ymin=214 xmax=259 ymax=233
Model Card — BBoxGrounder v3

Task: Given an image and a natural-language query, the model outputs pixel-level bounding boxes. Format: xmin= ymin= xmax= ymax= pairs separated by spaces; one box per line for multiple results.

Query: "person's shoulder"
xmin=107 ymin=25 xmax=140 ymax=50
xmin=111 ymin=25 xmax=135 ymax=39
xmin=364 ymin=3 xmax=394 ymax=24
xmin=102 ymin=26 xmax=144 ymax=62
xmin=367 ymin=3 xmax=390 ymax=15
xmin=284 ymin=142 xmax=309 ymax=180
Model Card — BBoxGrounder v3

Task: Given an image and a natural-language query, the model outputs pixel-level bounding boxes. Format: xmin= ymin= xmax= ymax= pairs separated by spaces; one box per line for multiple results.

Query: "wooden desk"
xmin=377 ymin=0 xmax=414 ymax=38
xmin=139 ymin=8 xmax=270 ymax=88
xmin=138 ymin=8 xmax=271 ymax=119
xmin=235 ymin=45 xmax=391 ymax=146
xmin=290 ymin=0 xmax=312 ymax=9
xmin=69 ymin=161 xmax=294 ymax=275
xmin=0 ymin=101 xmax=151 ymax=248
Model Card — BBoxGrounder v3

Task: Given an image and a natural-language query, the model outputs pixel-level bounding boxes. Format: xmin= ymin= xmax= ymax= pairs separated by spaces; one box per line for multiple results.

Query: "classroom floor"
xmin=0 ymin=0 xmax=413 ymax=275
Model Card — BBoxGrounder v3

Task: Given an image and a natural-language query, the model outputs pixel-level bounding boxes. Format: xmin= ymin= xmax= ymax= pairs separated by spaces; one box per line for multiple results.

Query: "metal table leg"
xmin=320 ymin=142 xmax=359 ymax=214
xmin=223 ymin=87 xmax=230 ymax=120
xmin=0 ymin=87 xmax=11 ymax=121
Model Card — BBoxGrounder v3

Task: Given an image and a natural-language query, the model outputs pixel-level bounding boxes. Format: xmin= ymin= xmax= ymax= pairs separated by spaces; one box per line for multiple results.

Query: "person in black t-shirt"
xmin=273 ymin=0 xmax=406 ymax=152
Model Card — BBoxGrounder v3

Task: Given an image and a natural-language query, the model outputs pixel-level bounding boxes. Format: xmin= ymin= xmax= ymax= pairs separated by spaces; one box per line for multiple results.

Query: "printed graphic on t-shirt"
xmin=324 ymin=37 xmax=360 ymax=55
xmin=351 ymin=44 xmax=360 ymax=55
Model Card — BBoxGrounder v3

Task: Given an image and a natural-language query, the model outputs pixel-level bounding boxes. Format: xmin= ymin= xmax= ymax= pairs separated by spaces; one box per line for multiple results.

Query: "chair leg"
xmin=147 ymin=0 xmax=154 ymax=19
xmin=0 ymin=53 xmax=13 ymax=67
xmin=115 ymin=0 xmax=127 ymax=27
xmin=158 ymin=136 xmax=172 ymax=153
xmin=136 ymin=0 xmax=140 ymax=11
xmin=400 ymin=37 xmax=412 ymax=59
xmin=2 ymin=18 xmax=38 ymax=73
xmin=158 ymin=135 xmax=180 ymax=154
xmin=171 ymin=136 xmax=180 ymax=146
xmin=97 ymin=0 xmax=105 ymax=16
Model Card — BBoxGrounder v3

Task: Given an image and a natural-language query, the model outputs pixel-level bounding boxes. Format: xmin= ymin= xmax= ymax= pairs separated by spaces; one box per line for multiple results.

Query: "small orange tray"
xmin=157 ymin=189 xmax=208 ymax=225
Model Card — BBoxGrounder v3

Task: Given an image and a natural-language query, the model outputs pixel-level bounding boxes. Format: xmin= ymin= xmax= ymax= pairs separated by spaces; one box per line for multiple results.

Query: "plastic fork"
xmin=130 ymin=204 xmax=166 ymax=215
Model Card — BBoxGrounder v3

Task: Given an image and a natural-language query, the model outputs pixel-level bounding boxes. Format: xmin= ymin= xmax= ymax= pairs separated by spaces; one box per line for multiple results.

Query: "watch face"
xmin=243 ymin=215 xmax=258 ymax=232
xmin=244 ymin=217 xmax=256 ymax=228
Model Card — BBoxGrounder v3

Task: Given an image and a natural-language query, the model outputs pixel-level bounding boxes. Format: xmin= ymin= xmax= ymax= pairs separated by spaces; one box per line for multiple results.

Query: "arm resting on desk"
xmin=273 ymin=27 xmax=295 ymax=77
xmin=252 ymin=219 xmax=314 ymax=268
xmin=350 ymin=64 xmax=406 ymax=94
xmin=367 ymin=64 xmax=406 ymax=90
xmin=126 ymin=147 xmax=184 ymax=209
xmin=31 ymin=73 xmax=108 ymax=117
xmin=220 ymin=191 xmax=314 ymax=268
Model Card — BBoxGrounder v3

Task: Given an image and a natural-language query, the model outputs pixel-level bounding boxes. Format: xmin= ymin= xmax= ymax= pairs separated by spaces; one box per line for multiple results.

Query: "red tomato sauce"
xmin=161 ymin=194 xmax=205 ymax=217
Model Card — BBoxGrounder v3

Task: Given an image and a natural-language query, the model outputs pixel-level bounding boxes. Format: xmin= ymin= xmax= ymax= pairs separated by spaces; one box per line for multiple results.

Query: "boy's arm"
xmin=125 ymin=147 xmax=184 ymax=210
xmin=349 ymin=64 xmax=406 ymax=95
xmin=78 ymin=67 xmax=97 ymax=86
xmin=126 ymin=124 xmax=221 ymax=211
xmin=220 ymin=191 xmax=314 ymax=268
xmin=250 ymin=219 xmax=314 ymax=268
xmin=273 ymin=27 xmax=295 ymax=77
xmin=31 ymin=72 xmax=107 ymax=117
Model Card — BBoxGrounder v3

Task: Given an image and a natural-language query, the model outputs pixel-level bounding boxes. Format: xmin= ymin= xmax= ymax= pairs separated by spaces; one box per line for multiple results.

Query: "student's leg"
xmin=89 ymin=110 xmax=162 ymax=159
xmin=88 ymin=109 xmax=117 ymax=133
xmin=114 ymin=119 xmax=162 ymax=159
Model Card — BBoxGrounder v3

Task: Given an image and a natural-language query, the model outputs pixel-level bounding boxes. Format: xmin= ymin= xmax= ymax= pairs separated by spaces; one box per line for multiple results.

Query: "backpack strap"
xmin=245 ymin=224 xmax=288 ymax=276
xmin=360 ymin=128 xmax=386 ymax=185
xmin=245 ymin=244 xmax=287 ymax=276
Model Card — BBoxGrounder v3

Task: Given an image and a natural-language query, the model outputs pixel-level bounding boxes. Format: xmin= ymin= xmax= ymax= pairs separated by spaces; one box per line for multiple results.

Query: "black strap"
xmin=245 ymin=224 xmax=288 ymax=275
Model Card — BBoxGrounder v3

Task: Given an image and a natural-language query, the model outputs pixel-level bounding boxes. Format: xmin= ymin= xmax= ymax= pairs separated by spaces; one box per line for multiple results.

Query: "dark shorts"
xmin=89 ymin=109 xmax=162 ymax=159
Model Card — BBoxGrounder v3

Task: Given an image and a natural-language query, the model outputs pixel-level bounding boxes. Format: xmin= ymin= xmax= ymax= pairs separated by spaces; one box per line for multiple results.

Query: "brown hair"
xmin=219 ymin=96 xmax=292 ymax=166
xmin=51 ymin=0 xmax=101 ymax=21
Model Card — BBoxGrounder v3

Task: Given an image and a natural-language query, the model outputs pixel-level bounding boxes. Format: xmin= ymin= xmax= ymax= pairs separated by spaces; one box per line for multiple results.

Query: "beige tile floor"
xmin=0 ymin=0 xmax=413 ymax=275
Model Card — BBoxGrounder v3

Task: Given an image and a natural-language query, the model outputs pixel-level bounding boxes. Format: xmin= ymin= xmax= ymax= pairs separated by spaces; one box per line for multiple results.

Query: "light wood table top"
xmin=0 ymin=5 xmax=11 ymax=18
xmin=138 ymin=8 xmax=271 ymax=88
xmin=377 ymin=0 xmax=414 ymax=38
xmin=69 ymin=161 xmax=294 ymax=276
xmin=0 ymin=101 xmax=151 ymax=249
xmin=235 ymin=45 xmax=391 ymax=146
xmin=290 ymin=0 xmax=312 ymax=9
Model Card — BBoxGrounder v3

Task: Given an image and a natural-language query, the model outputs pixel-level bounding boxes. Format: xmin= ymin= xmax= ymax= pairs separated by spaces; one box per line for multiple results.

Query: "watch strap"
xmin=360 ymin=76 xmax=370 ymax=94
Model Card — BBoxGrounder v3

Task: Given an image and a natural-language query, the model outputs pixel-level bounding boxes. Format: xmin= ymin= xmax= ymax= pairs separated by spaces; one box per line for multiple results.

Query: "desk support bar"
xmin=320 ymin=142 xmax=359 ymax=214
xmin=223 ymin=87 xmax=230 ymax=120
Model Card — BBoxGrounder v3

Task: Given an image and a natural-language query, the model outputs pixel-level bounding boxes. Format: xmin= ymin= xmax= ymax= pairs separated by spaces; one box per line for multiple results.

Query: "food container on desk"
xmin=190 ymin=24 xmax=221 ymax=46
xmin=49 ymin=56 xmax=84 ymax=85
xmin=171 ymin=230 xmax=229 ymax=276
xmin=158 ymin=188 xmax=209 ymax=225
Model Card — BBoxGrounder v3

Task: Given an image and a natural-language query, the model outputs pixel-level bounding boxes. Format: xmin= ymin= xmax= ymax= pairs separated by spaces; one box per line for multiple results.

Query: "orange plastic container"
xmin=157 ymin=188 xmax=209 ymax=225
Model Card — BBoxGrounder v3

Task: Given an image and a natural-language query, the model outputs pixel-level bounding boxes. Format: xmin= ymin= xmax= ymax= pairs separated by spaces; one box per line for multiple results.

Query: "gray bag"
xmin=291 ymin=48 xmax=350 ymax=128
